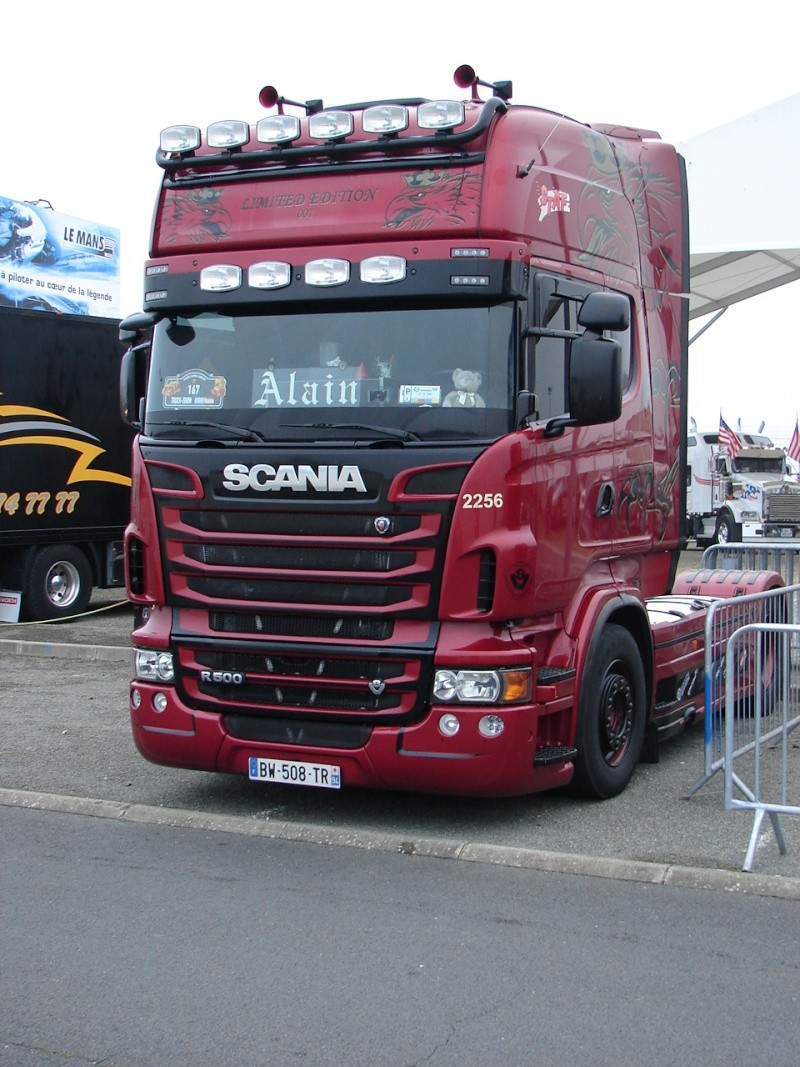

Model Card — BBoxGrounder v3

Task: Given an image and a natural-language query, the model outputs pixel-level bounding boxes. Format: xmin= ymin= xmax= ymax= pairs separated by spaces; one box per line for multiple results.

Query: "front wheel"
xmin=22 ymin=544 xmax=93 ymax=621
xmin=713 ymin=511 xmax=742 ymax=545
xmin=569 ymin=624 xmax=647 ymax=799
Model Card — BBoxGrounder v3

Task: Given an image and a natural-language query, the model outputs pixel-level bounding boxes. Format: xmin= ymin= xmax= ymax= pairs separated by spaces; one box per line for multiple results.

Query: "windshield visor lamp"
xmin=360 ymin=256 xmax=406 ymax=284
xmin=257 ymin=114 xmax=301 ymax=144
xmin=417 ymin=100 xmax=465 ymax=130
xmin=159 ymin=125 xmax=201 ymax=153
xmin=200 ymin=265 xmax=243 ymax=292
xmin=308 ymin=111 xmax=354 ymax=140
xmin=432 ymin=668 xmax=531 ymax=705
xmin=305 ymin=259 xmax=350 ymax=286
xmin=207 ymin=120 xmax=250 ymax=149
xmin=134 ymin=649 xmax=175 ymax=683
xmin=249 ymin=261 xmax=292 ymax=289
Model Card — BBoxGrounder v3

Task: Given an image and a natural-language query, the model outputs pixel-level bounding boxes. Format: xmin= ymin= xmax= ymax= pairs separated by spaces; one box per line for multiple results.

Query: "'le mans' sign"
xmin=0 ymin=196 xmax=120 ymax=318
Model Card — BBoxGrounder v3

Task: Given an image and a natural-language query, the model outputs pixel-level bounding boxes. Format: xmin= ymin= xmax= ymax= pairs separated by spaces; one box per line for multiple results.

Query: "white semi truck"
xmin=686 ymin=429 xmax=800 ymax=544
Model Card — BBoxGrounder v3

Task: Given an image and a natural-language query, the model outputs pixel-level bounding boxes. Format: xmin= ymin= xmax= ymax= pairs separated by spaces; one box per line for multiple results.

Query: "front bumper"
xmin=130 ymin=681 xmax=574 ymax=797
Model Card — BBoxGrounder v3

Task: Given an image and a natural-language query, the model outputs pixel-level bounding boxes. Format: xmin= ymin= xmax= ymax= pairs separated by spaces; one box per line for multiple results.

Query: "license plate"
xmin=248 ymin=756 xmax=341 ymax=789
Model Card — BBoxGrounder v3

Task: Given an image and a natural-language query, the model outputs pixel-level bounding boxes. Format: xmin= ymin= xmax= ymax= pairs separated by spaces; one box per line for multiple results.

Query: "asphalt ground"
xmin=2 ymin=554 xmax=800 ymax=900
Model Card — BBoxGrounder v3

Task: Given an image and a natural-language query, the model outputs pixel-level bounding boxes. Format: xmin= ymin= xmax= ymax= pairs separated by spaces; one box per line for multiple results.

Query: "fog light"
xmin=478 ymin=714 xmax=504 ymax=738
xmin=131 ymin=688 xmax=141 ymax=709
xmin=153 ymin=692 xmax=168 ymax=713
xmin=439 ymin=713 xmax=460 ymax=737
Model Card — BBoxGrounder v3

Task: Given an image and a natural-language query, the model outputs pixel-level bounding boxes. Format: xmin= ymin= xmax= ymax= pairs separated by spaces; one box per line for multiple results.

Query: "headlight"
xmin=432 ymin=668 xmax=531 ymax=705
xmin=134 ymin=649 xmax=175 ymax=683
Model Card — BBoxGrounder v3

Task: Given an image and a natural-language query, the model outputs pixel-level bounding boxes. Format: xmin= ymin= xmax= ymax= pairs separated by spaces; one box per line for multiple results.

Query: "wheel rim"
xmin=717 ymin=521 xmax=730 ymax=544
xmin=45 ymin=561 xmax=82 ymax=609
xmin=599 ymin=670 xmax=635 ymax=767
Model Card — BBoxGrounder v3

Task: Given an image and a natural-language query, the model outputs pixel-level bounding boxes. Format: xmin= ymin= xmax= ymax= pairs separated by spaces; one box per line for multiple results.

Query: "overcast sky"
xmin=3 ymin=0 xmax=798 ymax=443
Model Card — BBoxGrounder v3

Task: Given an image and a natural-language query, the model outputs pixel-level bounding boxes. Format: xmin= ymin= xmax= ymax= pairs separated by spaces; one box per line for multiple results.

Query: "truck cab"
xmin=119 ymin=67 xmax=701 ymax=800
xmin=687 ymin=431 xmax=800 ymax=543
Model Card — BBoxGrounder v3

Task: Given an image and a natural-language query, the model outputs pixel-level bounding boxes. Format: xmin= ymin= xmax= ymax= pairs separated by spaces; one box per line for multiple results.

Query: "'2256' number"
xmin=461 ymin=492 xmax=504 ymax=509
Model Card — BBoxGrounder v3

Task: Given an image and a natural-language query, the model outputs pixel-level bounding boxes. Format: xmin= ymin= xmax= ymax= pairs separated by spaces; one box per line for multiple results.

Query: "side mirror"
xmin=119 ymin=310 xmax=160 ymax=344
xmin=568 ymin=334 xmax=622 ymax=424
xmin=568 ymin=290 xmax=627 ymax=424
xmin=577 ymin=291 xmax=630 ymax=332
xmin=120 ymin=343 xmax=149 ymax=430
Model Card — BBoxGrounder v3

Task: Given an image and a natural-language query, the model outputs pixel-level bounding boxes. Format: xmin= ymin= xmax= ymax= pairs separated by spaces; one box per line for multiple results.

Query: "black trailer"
xmin=0 ymin=304 xmax=132 ymax=619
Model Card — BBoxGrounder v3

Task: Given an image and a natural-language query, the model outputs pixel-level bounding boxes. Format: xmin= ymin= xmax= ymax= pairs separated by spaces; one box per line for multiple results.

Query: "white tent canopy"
xmin=679 ymin=93 xmax=800 ymax=320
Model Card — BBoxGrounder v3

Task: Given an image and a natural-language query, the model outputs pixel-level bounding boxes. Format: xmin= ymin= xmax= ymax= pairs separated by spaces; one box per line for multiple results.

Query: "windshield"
xmin=732 ymin=456 xmax=786 ymax=474
xmin=144 ymin=305 xmax=515 ymax=443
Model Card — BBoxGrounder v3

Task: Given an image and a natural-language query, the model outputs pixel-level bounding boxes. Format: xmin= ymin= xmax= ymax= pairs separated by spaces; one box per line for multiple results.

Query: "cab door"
xmin=524 ymin=273 xmax=618 ymax=604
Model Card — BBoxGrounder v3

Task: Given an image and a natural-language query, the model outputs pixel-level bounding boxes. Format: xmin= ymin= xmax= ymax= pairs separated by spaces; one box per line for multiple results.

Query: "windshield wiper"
xmin=284 ymin=421 xmax=421 ymax=442
xmin=161 ymin=420 xmax=269 ymax=442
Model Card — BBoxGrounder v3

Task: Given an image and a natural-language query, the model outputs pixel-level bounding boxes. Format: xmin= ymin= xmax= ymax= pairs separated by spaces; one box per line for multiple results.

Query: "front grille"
xmin=209 ymin=611 xmax=393 ymax=641
xmin=767 ymin=494 xmax=800 ymax=522
xmin=183 ymin=509 xmax=420 ymax=538
xmin=152 ymin=462 xmax=458 ymax=729
xmin=186 ymin=575 xmax=416 ymax=608
xmin=175 ymin=641 xmax=433 ymax=725
xmin=204 ymin=680 xmax=399 ymax=712
xmin=186 ymin=543 xmax=414 ymax=572
xmin=163 ymin=500 xmax=442 ymax=619
xmin=224 ymin=716 xmax=371 ymax=749
xmin=196 ymin=647 xmax=405 ymax=682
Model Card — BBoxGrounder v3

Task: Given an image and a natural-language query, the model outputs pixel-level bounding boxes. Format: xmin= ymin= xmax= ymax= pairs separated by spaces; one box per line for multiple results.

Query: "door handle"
xmin=595 ymin=482 xmax=615 ymax=518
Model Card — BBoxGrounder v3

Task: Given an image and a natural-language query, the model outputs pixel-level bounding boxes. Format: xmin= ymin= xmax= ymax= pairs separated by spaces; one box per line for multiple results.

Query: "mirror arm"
xmin=543 ymin=416 xmax=578 ymax=438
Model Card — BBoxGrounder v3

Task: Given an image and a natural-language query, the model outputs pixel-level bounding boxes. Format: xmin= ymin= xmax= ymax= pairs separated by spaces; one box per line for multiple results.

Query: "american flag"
xmin=718 ymin=414 xmax=741 ymax=457
xmin=788 ymin=418 xmax=800 ymax=464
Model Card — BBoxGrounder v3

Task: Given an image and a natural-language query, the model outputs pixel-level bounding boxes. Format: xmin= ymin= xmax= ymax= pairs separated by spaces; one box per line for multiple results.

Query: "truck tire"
xmin=22 ymin=545 xmax=93 ymax=621
xmin=713 ymin=511 xmax=742 ymax=545
xmin=569 ymin=624 xmax=646 ymax=799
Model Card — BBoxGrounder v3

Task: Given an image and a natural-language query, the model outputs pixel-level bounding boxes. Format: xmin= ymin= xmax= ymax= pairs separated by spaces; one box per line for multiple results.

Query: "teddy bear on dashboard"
xmin=442 ymin=368 xmax=486 ymax=408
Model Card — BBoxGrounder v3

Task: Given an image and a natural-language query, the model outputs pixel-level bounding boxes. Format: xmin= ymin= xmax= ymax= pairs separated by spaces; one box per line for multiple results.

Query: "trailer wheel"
xmin=22 ymin=545 xmax=93 ymax=621
xmin=713 ymin=511 xmax=741 ymax=545
xmin=569 ymin=624 xmax=646 ymax=799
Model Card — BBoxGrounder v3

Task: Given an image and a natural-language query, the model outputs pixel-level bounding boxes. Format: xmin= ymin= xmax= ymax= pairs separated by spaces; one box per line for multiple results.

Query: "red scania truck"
xmin=119 ymin=67 xmax=768 ymax=799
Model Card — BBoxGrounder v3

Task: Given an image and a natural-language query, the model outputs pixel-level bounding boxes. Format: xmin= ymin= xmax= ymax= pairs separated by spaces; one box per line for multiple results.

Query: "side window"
xmin=611 ymin=323 xmax=633 ymax=393
xmin=530 ymin=285 xmax=571 ymax=418
xmin=527 ymin=274 xmax=633 ymax=419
